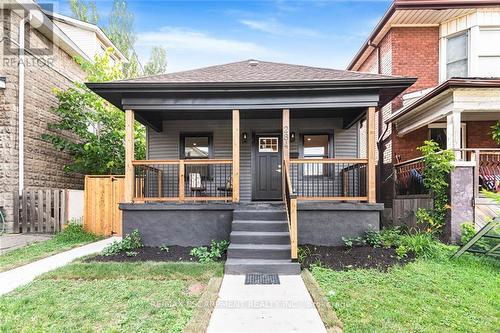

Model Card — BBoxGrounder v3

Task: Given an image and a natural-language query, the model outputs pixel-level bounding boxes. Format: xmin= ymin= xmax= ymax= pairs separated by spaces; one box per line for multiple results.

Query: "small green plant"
xmin=190 ymin=240 xmax=229 ymax=263
xmin=416 ymin=140 xmax=455 ymax=234
xmin=364 ymin=229 xmax=383 ymax=247
xmin=54 ymin=222 xmax=98 ymax=243
xmin=102 ymin=229 xmax=143 ymax=256
xmin=378 ymin=228 xmax=403 ymax=248
xmin=298 ymin=246 xmax=311 ymax=264
xmin=342 ymin=236 xmax=366 ymax=248
xmin=395 ymin=245 xmax=409 ymax=259
xmin=460 ymin=223 xmax=476 ymax=245
xmin=125 ymin=251 xmax=138 ymax=257
xmin=160 ymin=245 xmax=169 ymax=252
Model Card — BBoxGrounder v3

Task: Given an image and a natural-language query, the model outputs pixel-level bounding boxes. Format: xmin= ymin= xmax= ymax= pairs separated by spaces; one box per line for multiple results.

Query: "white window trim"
xmin=428 ymin=122 xmax=467 ymax=148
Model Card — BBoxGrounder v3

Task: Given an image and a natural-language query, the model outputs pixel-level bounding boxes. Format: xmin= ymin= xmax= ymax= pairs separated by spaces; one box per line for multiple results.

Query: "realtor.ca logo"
xmin=2 ymin=2 xmax=54 ymax=57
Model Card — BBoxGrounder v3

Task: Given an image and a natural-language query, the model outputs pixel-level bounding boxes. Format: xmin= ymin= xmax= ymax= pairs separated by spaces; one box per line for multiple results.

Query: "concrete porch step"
xmin=232 ymin=220 xmax=288 ymax=232
xmin=230 ymin=231 xmax=290 ymax=244
xmin=227 ymin=243 xmax=291 ymax=259
xmin=233 ymin=210 xmax=287 ymax=221
xmin=225 ymin=258 xmax=301 ymax=275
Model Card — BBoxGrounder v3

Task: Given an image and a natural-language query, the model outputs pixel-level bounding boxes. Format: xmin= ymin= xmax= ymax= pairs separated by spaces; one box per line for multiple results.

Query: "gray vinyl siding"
xmin=148 ymin=117 xmax=359 ymax=202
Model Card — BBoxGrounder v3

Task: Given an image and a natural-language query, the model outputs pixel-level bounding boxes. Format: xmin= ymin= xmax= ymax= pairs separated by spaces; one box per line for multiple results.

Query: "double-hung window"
xmin=446 ymin=32 xmax=468 ymax=79
xmin=303 ymin=134 xmax=331 ymax=176
xmin=180 ymin=133 xmax=213 ymax=180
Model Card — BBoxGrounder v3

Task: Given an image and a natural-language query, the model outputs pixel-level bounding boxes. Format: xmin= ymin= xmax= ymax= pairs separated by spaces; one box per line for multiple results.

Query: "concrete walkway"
xmin=0 ymin=237 xmax=119 ymax=295
xmin=0 ymin=234 xmax=53 ymax=254
xmin=207 ymin=275 xmax=327 ymax=333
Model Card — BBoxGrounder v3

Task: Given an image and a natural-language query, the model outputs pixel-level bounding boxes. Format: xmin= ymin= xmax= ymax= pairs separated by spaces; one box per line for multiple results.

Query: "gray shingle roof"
xmin=118 ymin=59 xmax=400 ymax=83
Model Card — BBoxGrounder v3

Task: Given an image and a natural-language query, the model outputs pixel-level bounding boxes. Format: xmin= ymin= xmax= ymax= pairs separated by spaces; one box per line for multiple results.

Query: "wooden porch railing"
xmin=283 ymin=160 xmax=298 ymax=260
xmin=132 ymin=159 xmax=233 ymax=202
xmin=289 ymin=158 xmax=368 ymax=201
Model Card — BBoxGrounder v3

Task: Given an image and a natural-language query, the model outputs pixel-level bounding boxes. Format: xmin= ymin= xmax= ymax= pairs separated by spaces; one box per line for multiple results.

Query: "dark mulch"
xmin=85 ymin=246 xmax=226 ymax=263
xmin=300 ymin=244 xmax=415 ymax=271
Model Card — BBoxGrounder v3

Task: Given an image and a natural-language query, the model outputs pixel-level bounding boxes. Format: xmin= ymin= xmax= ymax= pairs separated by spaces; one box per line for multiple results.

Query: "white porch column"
xmin=446 ymin=109 xmax=462 ymax=159
xmin=124 ymin=109 xmax=135 ymax=203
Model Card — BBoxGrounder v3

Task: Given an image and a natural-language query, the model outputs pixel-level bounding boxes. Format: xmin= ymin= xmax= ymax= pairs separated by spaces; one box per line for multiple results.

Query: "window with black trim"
xmin=180 ymin=133 xmax=213 ymax=181
xmin=302 ymin=134 xmax=332 ymax=176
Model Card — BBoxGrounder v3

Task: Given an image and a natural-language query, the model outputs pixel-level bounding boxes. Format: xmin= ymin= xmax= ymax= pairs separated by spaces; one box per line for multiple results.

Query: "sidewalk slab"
xmin=207 ymin=274 xmax=327 ymax=333
xmin=0 ymin=237 xmax=119 ymax=295
xmin=0 ymin=234 xmax=53 ymax=253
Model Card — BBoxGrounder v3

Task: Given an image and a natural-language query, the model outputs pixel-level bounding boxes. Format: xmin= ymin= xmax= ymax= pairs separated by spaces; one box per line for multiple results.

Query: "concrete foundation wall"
xmin=445 ymin=166 xmax=474 ymax=243
xmin=121 ymin=202 xmax=383 ymax=247
xmin=120 ymin=203 xmax=233 ymax=247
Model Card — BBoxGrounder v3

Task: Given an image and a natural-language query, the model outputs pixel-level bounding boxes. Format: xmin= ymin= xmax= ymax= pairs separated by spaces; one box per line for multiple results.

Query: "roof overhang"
xmin=388 ymin=78 xmax=500 ymax=136
xmin=87 ymin=77 xmax=415 ymax=131
xmin=347 ymin=0 xmax=500 ymax=71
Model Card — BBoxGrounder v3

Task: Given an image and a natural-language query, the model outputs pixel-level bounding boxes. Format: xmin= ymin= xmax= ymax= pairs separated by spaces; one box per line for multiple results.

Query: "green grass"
xmin=0 ymin=224 xmax=99 ymax=272
xmin=0 ymin=261 xmax=223 ymax=333
xmin=312 ymin=250 xmax=500 ymax=333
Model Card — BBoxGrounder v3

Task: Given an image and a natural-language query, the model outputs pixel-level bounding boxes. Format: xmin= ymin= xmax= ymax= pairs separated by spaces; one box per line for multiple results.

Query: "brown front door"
xmin=253 ymin=135 xmax=282 ymax=200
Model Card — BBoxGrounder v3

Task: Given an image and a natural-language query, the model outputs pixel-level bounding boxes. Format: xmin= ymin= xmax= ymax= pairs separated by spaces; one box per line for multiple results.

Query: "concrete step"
xmin=233 ymin=210 xmax=287 ymax=221
xmin=227 ymin=243 xmax=291 ymax=260
xmin=230 ymin=231 xmax=290 ymax=244
xmin=232 ymin=220 xmax=288 ymax=232
xmin=225 ymin=258 xmax=301 ymax=275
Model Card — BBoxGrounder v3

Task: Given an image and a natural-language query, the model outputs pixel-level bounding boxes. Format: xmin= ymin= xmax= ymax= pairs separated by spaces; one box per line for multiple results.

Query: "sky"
xmin=51 ymin=0 xmax=391 ymax=73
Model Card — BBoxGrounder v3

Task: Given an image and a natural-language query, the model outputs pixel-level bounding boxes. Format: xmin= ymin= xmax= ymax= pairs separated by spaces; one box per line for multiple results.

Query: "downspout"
xmin=18 ymin=15 xmax=31 ymax=196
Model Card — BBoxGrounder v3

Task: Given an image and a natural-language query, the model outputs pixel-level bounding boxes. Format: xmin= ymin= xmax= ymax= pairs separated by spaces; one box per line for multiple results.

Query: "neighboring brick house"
xmin=348 ymin=0 xmax=500 ymax=232
xmin=0 ymin=1 xmax=125 ymax=232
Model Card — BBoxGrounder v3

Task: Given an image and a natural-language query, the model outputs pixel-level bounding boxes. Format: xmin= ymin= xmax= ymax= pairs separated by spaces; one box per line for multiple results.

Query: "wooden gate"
xmin=84 ymin=175 xmax=124 ymax=236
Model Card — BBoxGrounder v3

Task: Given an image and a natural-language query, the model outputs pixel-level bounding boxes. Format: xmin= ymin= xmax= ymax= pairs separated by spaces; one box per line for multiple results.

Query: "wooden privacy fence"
xmin=13 ymin=189 xmax=68 ymax=233
xmin=84 ymin=175 xmax=124 ymax=236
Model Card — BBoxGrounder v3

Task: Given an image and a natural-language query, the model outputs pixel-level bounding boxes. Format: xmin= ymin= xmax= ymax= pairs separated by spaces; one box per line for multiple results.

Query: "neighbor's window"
xmin=478 ymin=28 xmax=500 ymax=77
xmin=446 ymin=32 xmax=468 ymax=79
xmin=181 ymin=134 xmax=212 ymax=159
xmin=303 ymin=134 xmax=331 ymax=176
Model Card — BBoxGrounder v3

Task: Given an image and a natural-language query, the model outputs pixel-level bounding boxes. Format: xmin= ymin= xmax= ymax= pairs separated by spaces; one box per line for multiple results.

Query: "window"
xmin=180 ymin=133 xmax=212 ymax=159
xmin=478 ymin=28 xmax=500 ymax=77
xmin=259 ymin=137 xmax=279 ymax=153
xmin=446 ymin=32 xmax=468 ymax=79
xmin=302 ymin=134 xmax=331 ymax=176
xmin=428 ymin=123 xmax=466 ymax=150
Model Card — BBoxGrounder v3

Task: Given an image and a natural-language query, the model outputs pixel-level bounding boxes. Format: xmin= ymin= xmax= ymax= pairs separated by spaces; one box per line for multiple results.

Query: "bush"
xmin=54 ymin=222 xmax=97 ymax=243
xmin=364 ymin=229 xmax=383 ymax=247
xmin=460 ymin=223 xmax=476 ymax=245
xmin=102 ymin=229 xmax=143 ymax=256
xmin=190 ymin=240 xmax=229 ymax=263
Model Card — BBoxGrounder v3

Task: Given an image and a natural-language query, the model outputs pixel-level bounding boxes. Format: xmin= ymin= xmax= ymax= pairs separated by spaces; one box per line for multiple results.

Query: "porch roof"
xmin=87 ymin=59 xmax=415 ymax=131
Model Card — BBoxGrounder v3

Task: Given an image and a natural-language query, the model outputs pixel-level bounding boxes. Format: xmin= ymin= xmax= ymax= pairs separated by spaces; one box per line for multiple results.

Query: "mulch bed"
xmin=86 ymin=246 xmax=226 ymax=263
xmin=300 ymin=245 xmax=415 ymax=271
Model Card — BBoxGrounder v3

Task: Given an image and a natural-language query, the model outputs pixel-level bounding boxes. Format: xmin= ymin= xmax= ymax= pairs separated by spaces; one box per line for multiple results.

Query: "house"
xmin=348 ymin=0 xmax=500 ymax=241
xmin=0 ymin=0 xmax=125 ymax=232
xmin=88 ymin=59 xmax=415 ymax=273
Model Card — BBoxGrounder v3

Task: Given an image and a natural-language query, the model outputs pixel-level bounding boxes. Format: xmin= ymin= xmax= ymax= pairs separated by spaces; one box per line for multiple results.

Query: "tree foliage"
xmin=144 ymin=46 xmax=167 ymax=76
xmin=69 ymin=0 xmax=99 ymax=25
xmin=42 ymin=49 xmax=145 ymax=175
xmin=490 ymin=121 xmax=500 ymax=144
xmin=415 ymin=140 xmax=455 ymax=234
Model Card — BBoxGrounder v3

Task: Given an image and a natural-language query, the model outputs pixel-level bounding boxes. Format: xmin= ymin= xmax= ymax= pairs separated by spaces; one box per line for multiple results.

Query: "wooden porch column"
xmin=232 ymin=110 xmax=240 ymax=202
xmin=124 ymin=109 xmax=135 ymax=203
xmin=282 ymin=109 xmax=290 ymax=164
xmin=367 ymin=107 xmax=376 ymax=203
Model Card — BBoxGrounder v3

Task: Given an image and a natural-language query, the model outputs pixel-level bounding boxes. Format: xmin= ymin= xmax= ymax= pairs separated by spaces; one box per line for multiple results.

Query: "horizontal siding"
xmin=148 ymin=117 xmax=359 ymax=202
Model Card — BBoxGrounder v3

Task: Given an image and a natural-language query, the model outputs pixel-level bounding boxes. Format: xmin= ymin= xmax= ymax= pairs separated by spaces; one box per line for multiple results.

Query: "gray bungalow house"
xmin=88 ymin=60 xmax=415 ymax=274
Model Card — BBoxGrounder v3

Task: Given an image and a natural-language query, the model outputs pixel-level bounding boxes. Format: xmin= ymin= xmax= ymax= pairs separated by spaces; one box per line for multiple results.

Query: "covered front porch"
xmin=88 ymin=60 xmax=414 ymax=261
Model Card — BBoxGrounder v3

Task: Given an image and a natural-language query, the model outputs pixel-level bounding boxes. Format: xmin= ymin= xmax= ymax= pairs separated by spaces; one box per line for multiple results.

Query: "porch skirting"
xmin=119 ymin=202 xmax=384 ymax=247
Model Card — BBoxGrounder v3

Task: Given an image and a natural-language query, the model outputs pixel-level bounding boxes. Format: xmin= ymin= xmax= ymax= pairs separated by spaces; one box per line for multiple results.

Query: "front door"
xmin=253 ymin=134 xmax=282 ymax=200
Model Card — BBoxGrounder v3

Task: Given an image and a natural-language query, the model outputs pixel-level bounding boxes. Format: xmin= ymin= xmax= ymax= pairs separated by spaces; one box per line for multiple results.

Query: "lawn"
xmin=312 ymin=251 xmax=500 ymax=333
xmin=0 ymin=261 xmax=223 ymax=332
xmin=0 ymin=224 xmax=99 ymax=272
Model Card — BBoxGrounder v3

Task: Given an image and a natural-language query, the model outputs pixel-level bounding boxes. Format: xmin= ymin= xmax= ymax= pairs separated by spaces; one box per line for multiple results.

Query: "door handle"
xmin=276 ymin=169 xmax=282 ymax=173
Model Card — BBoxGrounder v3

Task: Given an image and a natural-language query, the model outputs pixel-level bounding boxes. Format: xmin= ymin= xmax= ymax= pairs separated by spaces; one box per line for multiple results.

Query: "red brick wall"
xmin=466 ymin=121 xmax=500 ymax=148
xmin=392 ymin=125 xmax=428 ymax=162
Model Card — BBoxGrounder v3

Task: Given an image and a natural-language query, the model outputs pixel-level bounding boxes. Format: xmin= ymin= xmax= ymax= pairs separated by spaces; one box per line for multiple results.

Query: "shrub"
xmin=364 ymin=229 xmax=383 ymax=247
xmin=54 ymin=222 xmax=97 ymax=243
xmin=190 ymin=240 xmax=229 ymax=263
xmin=102 ymin=229 xmax=142 ymax=256
xmin=460 ymin=223 xmax=476 ymax=245
xmin=342 ymin=236 xmax=366 ymax=248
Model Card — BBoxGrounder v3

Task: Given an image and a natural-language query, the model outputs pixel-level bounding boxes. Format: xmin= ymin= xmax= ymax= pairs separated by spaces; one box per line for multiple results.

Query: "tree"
xmin=144 ymin=46 xmax=167 ymax=75
xmin=105 ymin=0 xmax=141 ymax=78
xmin=42 ymin=48 xmax=145 ymax=175
xmin=69 ymin=0 xmax=99 ymax=25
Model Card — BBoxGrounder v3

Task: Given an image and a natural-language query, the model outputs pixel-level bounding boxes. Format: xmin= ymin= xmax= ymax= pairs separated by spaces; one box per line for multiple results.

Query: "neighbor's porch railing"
xmin=394 ymin=156 xmax=427 ymax=196
xmin=289 ymin=158 xmax=368 ymax=201
xmin=132 ymin=159 xmax=233 ymax=202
